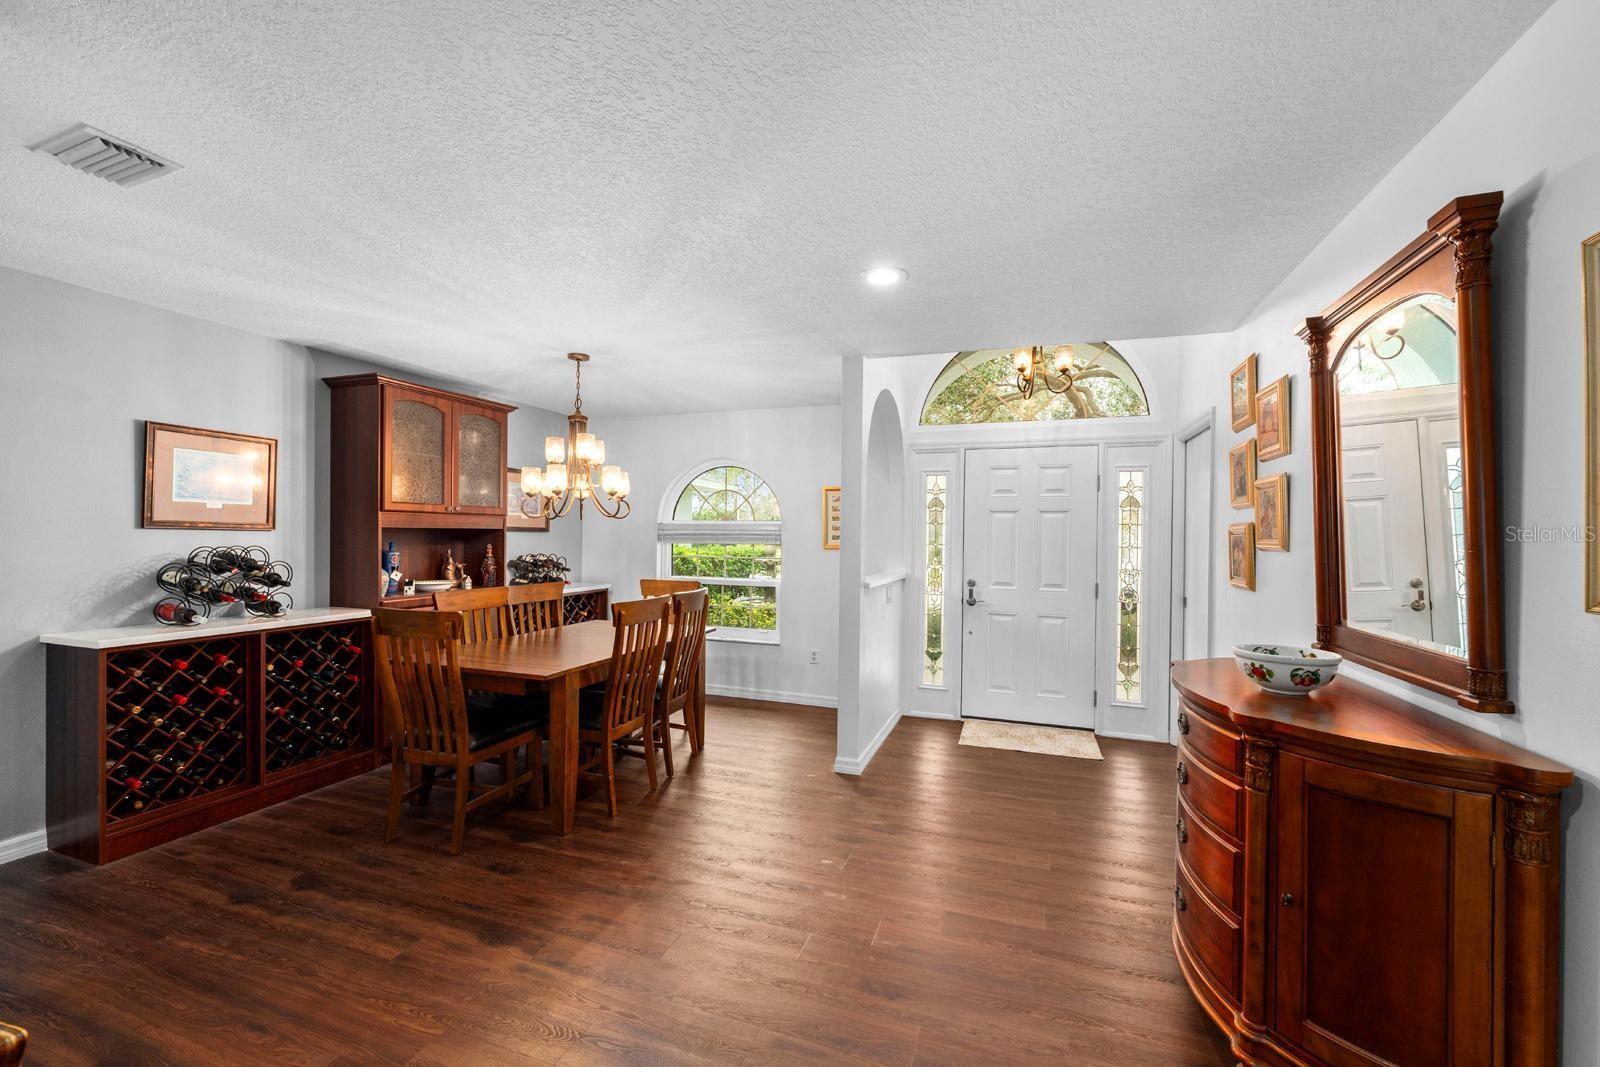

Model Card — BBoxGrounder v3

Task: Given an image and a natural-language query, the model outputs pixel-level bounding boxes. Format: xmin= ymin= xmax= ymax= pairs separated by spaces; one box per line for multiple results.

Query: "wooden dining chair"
xmin=508 ymin=581 xmax=565 ymax=633
xmin=640 ymin=578 xmax=701 ymax=598
xmin=654 ymin=588 xmax=709 ymax=774
xmin=433 ymin=586 xmax=515 ymax=642
xmin=577 ymin=597 xmax=672 ymax=816
xmin=373 ymin=608 xmax=543 ymax=854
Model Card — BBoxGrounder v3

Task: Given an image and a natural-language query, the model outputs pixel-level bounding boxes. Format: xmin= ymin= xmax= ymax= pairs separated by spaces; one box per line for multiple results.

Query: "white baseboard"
xmin=902 ymin=708 xmax=960 ymax=721
xmin=0 ymin=828 xmax=47 ymax=866
xmin=833 ymin=709 xmax=903 ymax=776
xmin=1094 ymin=728 xmax=1163 ymax=743
xmin=707 ymin=683 xmax=837 ymax=709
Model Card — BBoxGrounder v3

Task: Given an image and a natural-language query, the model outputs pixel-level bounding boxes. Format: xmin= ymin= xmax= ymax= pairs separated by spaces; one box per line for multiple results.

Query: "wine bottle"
xmin=154 ymin=601 xmax=198 ymax=625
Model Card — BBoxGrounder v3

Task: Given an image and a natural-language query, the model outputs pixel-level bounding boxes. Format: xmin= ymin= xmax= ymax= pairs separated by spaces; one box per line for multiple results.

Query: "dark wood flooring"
xmin=0 ymin=702 xmax=1232 ymax=1066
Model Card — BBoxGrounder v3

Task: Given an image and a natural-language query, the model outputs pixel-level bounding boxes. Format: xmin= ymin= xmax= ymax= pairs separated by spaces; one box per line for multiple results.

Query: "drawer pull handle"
xmin=1176 ymin=817 xmax=1187 ymax=843
xmin=1177 ymin=711 xmax=1189 ymax=735
xmin=1174 ymin=885 xmax=1187 ymax=912
xmin=1176 ymin=761 xmax=1188 ymax=786
xmin=1281 ymin=892 xmax=1295 ymax=907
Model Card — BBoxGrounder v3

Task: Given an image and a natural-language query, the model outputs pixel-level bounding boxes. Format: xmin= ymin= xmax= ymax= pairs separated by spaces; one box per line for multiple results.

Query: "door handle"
xmin=1409 ymin=577 xmax=1426 ymax=612
xmin=965 ymin=578 xmax=984 ymax=606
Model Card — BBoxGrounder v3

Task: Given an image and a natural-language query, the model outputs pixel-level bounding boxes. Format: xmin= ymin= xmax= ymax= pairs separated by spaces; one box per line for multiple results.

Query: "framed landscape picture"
xmin=1254 ymin=472 xmax=1288 ymax=551
xmin=823 ymin=485 xmax=842 ymax=550
xmin=1255 ymin=375 xmax=1292 ymax=461
xmin=1230 ymin=354 xmax=1257 ymax=431
xmin=506 ymin=467 xmax=549 ymax=530
xmin=1228 ymin=439 xmax=1256 ymax=510
xmin=143 ymin=421 xmax=276 ymax=530
xmin=1228 ymin=522 xmax=1256 ymax=591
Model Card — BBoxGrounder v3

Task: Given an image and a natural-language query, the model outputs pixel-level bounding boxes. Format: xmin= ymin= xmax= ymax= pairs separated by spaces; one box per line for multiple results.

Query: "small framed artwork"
xmin=1228 ymin=522 xmax=1256 ymax=591
xmin=143 ymin=421 xmax=276 ymax=530
xmin=1228 ymin=439 xmax=1257 ymax=510
xmin=506 ymin=468 xmax=549 ymax=531
xmin=1585 ymin=229 xmax=1600 ymax=611
xmin=1254 ymin=472 xmax=1289 ymax=551
xmin=1255 ymin=375 xmax=1292 ymax=461
xmin=1230 ymin=354 xmax=1258 ymax=431
xmin=822 ymin=485 xmax=842 ymax=550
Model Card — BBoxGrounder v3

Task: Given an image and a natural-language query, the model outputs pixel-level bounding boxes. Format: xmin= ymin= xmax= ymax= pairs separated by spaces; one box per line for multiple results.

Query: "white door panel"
xmin=961 ymin=445 xmax=1098 ymax=727
xmin=1341 ymin=421 xmax=1431 ymax=642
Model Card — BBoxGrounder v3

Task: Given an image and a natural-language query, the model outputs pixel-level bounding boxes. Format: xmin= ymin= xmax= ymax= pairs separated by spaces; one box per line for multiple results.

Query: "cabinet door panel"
xmin=382 ymin=386 xmax=451 ymax=512
xmin=1274 ymin=754 xmax=1493 ymax=1067
xmin=453 ymin=403 xmax=505 ymax=514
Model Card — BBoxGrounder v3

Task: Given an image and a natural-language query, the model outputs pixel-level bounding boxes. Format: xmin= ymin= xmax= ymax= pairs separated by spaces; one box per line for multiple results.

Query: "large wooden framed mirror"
xmin=1299 ymin=192 xmax=1511 ymax=713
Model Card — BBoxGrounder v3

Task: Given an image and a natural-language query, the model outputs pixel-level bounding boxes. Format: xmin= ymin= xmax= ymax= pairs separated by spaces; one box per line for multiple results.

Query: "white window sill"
xmin=708 ymin=631 xmax=780 ymax=646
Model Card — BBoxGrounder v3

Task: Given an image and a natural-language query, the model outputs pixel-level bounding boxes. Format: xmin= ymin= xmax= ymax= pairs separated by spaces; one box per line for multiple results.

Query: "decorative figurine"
xmin=481 ymin=543 xmax=498 ymax=587
xmin=441 ymin=548 xmax=459 ymax=585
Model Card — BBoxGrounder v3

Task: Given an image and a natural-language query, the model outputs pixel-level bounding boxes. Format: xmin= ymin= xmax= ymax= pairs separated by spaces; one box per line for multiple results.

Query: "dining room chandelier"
xmin=1010 ymin=344 xmax=1097 ymax=400
xmin=519 ymin=353 xmax=631 ymax=519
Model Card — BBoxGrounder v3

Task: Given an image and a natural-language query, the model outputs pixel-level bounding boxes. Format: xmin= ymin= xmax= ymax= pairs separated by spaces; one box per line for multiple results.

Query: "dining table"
xmin=455 ymin=618 xmax=707 ymax=835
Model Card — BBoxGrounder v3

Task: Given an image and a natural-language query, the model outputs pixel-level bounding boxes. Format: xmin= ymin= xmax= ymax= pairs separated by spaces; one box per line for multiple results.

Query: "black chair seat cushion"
xmin=465 ymin=692 xmax=547 ymax=752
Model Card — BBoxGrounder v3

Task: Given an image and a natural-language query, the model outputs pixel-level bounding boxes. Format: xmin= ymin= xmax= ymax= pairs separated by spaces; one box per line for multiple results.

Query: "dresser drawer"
xmin=1177 ymin=703 xmax=1241 ymax=775
xmin=1177 ymin=739 xmax=1242 ymax=839
xmin=1175 ymin=854 xmax=1240 ymax=998
xmin=1177 ymin=791 xmax=1242 ymax=916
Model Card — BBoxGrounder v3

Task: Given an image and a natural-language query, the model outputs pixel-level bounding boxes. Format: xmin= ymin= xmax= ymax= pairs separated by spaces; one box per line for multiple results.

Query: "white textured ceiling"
xmin=0 ymin=0 xmax=1549 ymax=414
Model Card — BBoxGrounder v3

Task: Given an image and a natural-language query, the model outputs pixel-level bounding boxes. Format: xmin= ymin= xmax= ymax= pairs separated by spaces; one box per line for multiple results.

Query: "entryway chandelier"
xmin=519 ymin=353 xmax=631 ymax=519
xmin=1011 ymin=344 xmax=1099 ymax=400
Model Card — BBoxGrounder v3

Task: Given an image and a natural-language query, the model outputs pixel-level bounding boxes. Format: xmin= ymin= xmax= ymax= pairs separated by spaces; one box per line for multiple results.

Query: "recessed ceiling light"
xmin=863 ymin=266 xmax=908 ymax=288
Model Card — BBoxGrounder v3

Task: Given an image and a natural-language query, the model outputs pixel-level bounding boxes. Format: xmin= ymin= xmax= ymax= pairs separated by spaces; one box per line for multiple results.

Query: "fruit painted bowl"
xmin=1231 ymin=644 xmax=1343 ymax=696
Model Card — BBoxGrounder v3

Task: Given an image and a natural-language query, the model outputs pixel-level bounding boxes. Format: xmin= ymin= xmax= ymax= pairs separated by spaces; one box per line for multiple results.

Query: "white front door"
xmin=1341 ymin=420 xmax=1433 ymax=642
xmin=960 ymin=445 xmax=1099 ymax=728
xmin=1181 ymin=427 xmax=1213 ymax=661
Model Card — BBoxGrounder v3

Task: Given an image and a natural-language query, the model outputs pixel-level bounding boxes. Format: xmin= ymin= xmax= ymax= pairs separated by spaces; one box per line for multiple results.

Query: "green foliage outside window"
xmin=921 ymin=344 xmax=1149 ymax=425
xmin=701 ymin=583 xmax=778 ymax=631
xmin=671 ymin=543 xmax=780 ymax=631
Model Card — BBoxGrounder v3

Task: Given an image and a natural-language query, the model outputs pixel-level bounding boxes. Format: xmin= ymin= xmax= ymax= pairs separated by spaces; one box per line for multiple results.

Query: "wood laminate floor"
xmin=0 ymin=702 xmax=1233 ymax=1066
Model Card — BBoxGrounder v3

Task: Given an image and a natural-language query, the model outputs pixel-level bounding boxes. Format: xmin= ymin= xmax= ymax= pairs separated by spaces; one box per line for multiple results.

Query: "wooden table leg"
xmin=548 ymin=673 xmax=579 ymax=835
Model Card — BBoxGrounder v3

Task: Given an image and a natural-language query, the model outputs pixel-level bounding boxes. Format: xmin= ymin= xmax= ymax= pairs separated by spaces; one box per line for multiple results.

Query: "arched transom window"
xmin=920 ymin=343 xmax=1149 ymax=425
xmin=660 ymin=465 xmax=782 ymax=640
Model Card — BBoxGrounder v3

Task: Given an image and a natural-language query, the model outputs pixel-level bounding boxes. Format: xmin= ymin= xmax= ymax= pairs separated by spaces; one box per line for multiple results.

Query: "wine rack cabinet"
xmin=45 ymin=611 xmax=377 ymax=865
xmin=561 ymin=587 xmax=609 ymax=626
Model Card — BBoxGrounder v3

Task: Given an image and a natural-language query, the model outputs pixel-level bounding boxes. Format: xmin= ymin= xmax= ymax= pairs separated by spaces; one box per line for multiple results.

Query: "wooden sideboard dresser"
xmin=1170 ymin=659 xmax=1572 ymax=1067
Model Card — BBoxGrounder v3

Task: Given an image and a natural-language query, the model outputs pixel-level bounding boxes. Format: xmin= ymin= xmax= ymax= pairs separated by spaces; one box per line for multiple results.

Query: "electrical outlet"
xmin=809 ymin=649 xmax=819 ymax=665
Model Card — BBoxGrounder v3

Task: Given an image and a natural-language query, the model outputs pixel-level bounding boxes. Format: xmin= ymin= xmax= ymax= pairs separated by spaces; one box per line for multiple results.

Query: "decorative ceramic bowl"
xmin=1231 ymin=644 xmax=1343 ymax=696
xmin=413 ymin=579 xmax=454 ymax=593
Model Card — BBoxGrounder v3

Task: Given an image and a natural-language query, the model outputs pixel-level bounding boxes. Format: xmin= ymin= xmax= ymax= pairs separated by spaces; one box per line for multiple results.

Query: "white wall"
xmin=574 ymin=404 xmax=842 ymax=707
xmin=1173 ymin=0 xmax=1600 ymax=1057
xmin=0 ymin=267 xmax=573 ymax=855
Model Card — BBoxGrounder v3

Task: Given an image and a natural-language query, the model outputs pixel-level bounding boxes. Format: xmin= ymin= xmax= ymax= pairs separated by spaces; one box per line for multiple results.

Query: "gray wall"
xmin=0 ymin=266 xmax=575 ymax=845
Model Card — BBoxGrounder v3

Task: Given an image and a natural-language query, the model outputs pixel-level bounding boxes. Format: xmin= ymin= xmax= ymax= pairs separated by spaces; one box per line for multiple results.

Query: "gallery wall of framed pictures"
xmin=1224 ymin=356 xmax=1294 ymax=589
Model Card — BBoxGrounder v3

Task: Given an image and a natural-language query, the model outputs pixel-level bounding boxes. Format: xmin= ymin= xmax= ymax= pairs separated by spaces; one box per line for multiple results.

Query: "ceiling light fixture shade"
xmin=519 ymin=353 xmax=631 ymax=520
xmin=863 ymin=265 xmax=908 ymax=287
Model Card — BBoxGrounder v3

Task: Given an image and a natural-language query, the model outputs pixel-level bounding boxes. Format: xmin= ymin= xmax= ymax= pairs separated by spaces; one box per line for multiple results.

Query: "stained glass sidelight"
xmin=1116 ymin=470 xmax=1145 ymax=703
xmin=1446 ymin=445 xmax=1467 ymax=646
xmin=922 ymin=473 xmax=947 ymax=685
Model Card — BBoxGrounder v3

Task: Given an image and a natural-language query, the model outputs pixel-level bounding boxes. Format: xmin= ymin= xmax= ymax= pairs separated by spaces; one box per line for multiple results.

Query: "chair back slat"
xmin=640 ymin=578 xmax=701 ymax=598
xmin=433 ymin=586 xmax=514 ymax=643
xmin=603 ymin=597 xmax=672 ymax=734
xmin=661 ymin=589 xmax=709 ymax=711
xmin=509 ymin=581 xmax=565 ymax=634
xmin=374 ymin=608 xmax=469 ymax=758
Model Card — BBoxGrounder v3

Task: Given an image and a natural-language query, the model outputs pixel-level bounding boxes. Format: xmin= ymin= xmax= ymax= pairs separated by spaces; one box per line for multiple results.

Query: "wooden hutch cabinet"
xmin=1170 ymin=659 xmax=1571 ymax=1067
xmin=325 ymin=374 xmax=515 ymax=610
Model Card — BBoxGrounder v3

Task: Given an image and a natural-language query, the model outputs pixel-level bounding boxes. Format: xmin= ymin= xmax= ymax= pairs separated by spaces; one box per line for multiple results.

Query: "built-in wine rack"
xmin=46 ymin=611 xmax=377 ymax=864
xmin=264 ymin=623 xmax=368 ymax=774
xmin=104 ymin=638 xmax=250 ymax=823
xmin=563 ymin=589 xmax=608 ymax=625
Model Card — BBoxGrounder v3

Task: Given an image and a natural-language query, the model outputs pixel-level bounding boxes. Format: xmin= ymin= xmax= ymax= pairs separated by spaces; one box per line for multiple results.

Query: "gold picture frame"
xmin=506 ymin=467 xmax=549 ymax=531
xmin=143 ymin=420 xmax=277 ymax=530
xmin=1255 ymin=375 xmax=1292 ymax=461
xmin=822 ymin=485 xmax=842 ymax=550
xmin=1228 ymin=439 xmax=1257 ymax=510
xmin=1228 ymin=523 xmax=1256 ymax=590
xmin=1254 ymin=472 xmax=1289 ymax=551
xmin=1586 ymin=230 xmax=1600 ymax=612
xmin=1230 ymin=353 xmax=1258 ymax=431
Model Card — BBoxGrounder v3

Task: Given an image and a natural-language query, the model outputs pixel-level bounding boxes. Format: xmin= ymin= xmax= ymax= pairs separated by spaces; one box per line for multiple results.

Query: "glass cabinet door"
xmin=454 ymin=403 xmax=504 ymax=513
xmin=383 ymin=387 xmax=450 ymax=511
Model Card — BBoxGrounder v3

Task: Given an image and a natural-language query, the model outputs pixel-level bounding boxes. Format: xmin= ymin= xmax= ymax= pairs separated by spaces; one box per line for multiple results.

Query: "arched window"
xmin=660 ymin=465 xmax=781 ymax=640
xmin=920 ymin=343 xmax=1149 ymax=425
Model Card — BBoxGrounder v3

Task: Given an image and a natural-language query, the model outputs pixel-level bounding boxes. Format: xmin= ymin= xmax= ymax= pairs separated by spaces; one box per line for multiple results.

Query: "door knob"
xmin=1409 ymin=577 xmax=1427 ymax=612
xmin=964 ymin=578 xmax=984 ymax=606
xmin=1281 ymin=892 xmax=1295 ymax=907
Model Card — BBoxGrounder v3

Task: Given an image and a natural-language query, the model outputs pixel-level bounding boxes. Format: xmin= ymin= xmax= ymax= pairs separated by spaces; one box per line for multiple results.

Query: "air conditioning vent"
xmin=29 ymin=123 xmax=180 ymax=187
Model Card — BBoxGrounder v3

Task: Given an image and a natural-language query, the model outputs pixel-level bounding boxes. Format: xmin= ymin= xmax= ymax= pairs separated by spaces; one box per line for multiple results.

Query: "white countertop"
xmin=40 ymin=607 xmax=372 ymax=650
xmin=565 ymin=583 xmax=609 ymax=595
